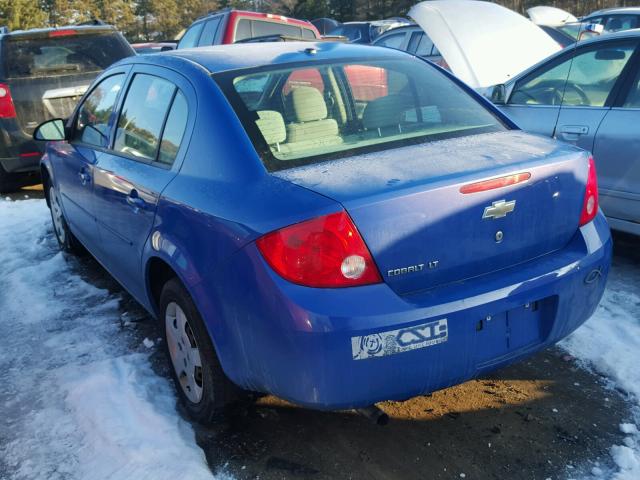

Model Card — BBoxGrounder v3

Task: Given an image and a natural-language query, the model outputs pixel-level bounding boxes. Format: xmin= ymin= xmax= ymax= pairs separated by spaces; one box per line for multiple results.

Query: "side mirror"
xmin=491 ymin=84 xmax=507 ymax=104
xmin=34 ymin=118 xmax=67 ymax=141
xmin=160 ymin=45 xmax=174 ymax=52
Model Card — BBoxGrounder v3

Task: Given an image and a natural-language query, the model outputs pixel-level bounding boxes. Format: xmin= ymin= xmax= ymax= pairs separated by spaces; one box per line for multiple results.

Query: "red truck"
xmin=177 ymin=9 xmax=320 ymax=48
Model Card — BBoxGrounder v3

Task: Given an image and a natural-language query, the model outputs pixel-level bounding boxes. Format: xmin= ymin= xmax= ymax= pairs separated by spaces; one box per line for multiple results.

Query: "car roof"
xmin=585 ymin=7 xmax=640 ymax=17
xmin=0 ymin=24 xmax=116 ymax=40
xmin=148 ymin=41 xmax=402 ymax=74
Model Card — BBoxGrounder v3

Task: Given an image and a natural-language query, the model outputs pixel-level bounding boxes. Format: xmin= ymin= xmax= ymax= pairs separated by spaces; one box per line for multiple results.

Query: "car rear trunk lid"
xmin=275 ymin=131 xmax=589 ymax=295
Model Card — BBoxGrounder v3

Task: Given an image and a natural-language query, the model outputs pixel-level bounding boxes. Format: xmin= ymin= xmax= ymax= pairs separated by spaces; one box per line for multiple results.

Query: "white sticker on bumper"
xmin=351 ymin=319 xmax=448 ymax=360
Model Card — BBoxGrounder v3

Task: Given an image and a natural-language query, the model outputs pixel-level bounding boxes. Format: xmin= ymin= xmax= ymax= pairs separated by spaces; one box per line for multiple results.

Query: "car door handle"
xmin=560 ymin=125 xmax=589 ymax=135
xmin=126 ymin=190 xmax=145 ymax=212
xmin=78 ymin=170 xmax=91 ymax=186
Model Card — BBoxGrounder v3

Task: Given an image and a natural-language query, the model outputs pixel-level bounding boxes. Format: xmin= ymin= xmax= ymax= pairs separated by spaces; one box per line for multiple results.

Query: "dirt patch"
xmin=194 ymin=349 xmax=629 ymax=480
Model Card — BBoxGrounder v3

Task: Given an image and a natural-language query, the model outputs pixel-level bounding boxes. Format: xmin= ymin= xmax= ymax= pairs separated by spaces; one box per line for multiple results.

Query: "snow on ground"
xmin=561 ymin=249 xmax=640 ymax=480
xmin=0 ymin=198 xmax=221 ymax=480
xmin=1 ymin=196 xmax=639 ymax=480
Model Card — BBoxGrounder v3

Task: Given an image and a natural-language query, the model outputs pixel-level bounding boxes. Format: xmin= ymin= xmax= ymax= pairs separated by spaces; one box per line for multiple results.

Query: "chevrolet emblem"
xmin=482 ymin=199 xmax=516 ymax=219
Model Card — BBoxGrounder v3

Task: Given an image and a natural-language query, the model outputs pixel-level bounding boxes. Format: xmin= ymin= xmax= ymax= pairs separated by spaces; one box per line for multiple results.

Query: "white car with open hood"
xmin=408 ymin=0 xmax=562 ymax=89
xmin=527 ymin=6 xmax=577 ymax=26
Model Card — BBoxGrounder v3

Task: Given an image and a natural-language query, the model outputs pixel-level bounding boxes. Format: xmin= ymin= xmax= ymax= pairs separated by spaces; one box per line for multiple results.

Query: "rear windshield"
xmin=234 ymin=19 xmax=317 ymax=42
xmin=3 ymin=33 xmax=132 ymax=79
xmin=215 ymin=57 xmax=506 ymax=171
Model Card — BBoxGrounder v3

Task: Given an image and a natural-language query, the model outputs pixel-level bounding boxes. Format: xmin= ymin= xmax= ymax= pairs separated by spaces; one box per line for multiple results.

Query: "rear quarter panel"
xmin=140 ymin=71 xmax=340 ymax=362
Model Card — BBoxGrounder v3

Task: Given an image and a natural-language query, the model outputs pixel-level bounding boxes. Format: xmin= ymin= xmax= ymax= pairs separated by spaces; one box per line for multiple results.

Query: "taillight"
xmin=256 ymin=211 xmax=382 ymax=288
xmin=579 ymin=156 xmax=599 ymax=226
xmin=0 ymin=83 xmax=16 ymax=119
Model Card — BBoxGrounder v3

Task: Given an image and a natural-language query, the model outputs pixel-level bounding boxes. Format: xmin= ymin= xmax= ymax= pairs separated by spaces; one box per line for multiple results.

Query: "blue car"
xmin=34 ymin=42 xmax=611 ymax=420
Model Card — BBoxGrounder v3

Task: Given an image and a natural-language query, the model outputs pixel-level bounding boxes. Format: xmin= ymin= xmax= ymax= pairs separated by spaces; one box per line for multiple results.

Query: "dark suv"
xmin=0 ymin=25 xmax=134 ymax=192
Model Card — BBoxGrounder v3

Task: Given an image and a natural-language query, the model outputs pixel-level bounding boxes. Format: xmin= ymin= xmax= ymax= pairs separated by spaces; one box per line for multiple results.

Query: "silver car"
xmin=490 ymin=30 xmax=640 ymax=235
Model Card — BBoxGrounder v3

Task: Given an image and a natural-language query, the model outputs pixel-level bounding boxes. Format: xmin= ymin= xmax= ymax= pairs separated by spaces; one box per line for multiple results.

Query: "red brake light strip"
xmin=460 ymin=172 xmax=531 ymax=194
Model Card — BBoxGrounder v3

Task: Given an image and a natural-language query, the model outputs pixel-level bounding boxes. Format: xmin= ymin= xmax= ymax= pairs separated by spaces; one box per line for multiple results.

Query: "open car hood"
xmin=527 ymin=6 xmax=577 ymax=25
xmin=409 ymin=1 xmax=561 ymax=88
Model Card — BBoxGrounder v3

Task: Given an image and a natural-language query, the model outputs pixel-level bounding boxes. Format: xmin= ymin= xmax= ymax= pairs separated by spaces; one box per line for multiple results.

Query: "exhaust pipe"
xmin=355 ymin=405 xmax=389 ymax=426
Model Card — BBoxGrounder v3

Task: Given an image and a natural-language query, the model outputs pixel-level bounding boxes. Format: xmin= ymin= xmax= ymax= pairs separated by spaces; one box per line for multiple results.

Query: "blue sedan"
xmin=35 ymin=42 xmax=611 ymax=420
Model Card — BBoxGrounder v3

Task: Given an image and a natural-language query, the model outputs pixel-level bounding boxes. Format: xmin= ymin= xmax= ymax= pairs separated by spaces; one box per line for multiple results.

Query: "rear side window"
xmin=198 ymin=17 xmax=222 ymax=46
xmin=2 ymin=33 xmax=132 ymax=78
xmin=74 ymin=74 xmax=124 ymax=147
xmin=375 ymin=33 xmax=405 ymax=50
xmin=407 ymin=32 xmax=422 ymax=54
xmin=415 ymin=34 xmax=435 ymax=57
xmin=114 ymin=74 xmax=175 ymax=161
xmin=158 ymin=91 xmax=188 ymax=166
xmin=178 ymin=22 xmax=204 ymax=49
xmin=216 ymin=58 xmax=505 ymax=171
xmin=623 ymin=67 xmax=640 ymax=108
xmin=302 ymin=29 xmax=317 ymax=40
xmin=604 ymin=15 xmax=638 ymax=32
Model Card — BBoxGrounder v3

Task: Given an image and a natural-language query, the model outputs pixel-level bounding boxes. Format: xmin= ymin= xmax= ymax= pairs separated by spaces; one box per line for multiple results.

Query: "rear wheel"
xmin=47 ymin=183 xmax=83 ymax=254
xmin=160 ymin=278 xmax=241 ymax=423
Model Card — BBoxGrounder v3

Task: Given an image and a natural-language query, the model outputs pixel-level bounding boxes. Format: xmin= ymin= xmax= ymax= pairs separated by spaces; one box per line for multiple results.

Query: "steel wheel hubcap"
xmin=49 ymin=187 xmax=65 ymax=243
xmin=165 ymin=302 xmax=203 ymax=403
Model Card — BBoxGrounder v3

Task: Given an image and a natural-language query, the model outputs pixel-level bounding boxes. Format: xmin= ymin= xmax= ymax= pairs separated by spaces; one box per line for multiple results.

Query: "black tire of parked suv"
xmin=160 ymin=278 xmax=242 ymax=423
xmin=46 ymin=183 xmax=84 ymax=254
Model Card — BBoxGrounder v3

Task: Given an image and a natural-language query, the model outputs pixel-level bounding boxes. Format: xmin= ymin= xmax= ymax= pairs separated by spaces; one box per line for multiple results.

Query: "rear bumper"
xmin=205 ymin=213 xmax=612 ymax=410
xmin=0 ymin=123 xmax=43 ymax=174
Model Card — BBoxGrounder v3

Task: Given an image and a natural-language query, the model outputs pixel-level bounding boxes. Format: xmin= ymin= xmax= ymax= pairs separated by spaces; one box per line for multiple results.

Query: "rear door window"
xmin=604 ymin=15 xmax=638 ymax=32
xmin=198 ymin=17 xmax=222 ymax=46
xmin=113 ymin=74 xmax=175 ymax=161
xmin=74 ymin=74 xmax=124 ymax=147
xmin=375 ymin=33 xmax=405 ymax=50
xmin=622 ymin=67 xmax=640 ymax=108
xmin=415 ymin=33 xmax=435 ymax=57
xmin=158 ymin=91 xmax=189 ymax=166
xmin=407 ymin=32 xmax=422 ymax=54
xmin=3 ymin=33 xmax=131 ymax=78
xmin=178 ymin=22 xmax=204 ymax=49
xmin=302 ymin=29 xmax=317 ymax=40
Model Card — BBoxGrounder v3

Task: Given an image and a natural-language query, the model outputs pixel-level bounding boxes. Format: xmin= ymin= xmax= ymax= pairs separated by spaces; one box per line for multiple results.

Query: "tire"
xmin=47 ymin=183 xmax=83 ymax=254
xmin=160 ymin=278 xmax=241 ymax=423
